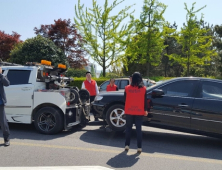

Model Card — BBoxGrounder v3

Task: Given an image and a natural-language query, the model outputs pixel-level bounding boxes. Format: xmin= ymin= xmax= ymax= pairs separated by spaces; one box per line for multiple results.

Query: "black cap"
xmin=86 ymin=71 xmax=91 ymax=75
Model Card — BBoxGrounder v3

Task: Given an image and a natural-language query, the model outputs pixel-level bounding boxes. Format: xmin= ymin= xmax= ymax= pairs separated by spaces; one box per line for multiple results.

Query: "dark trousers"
xmin=0 ymin=105 xmax=10 ymax=141
xmin=125 ymin=114 xmax=143 ymax=148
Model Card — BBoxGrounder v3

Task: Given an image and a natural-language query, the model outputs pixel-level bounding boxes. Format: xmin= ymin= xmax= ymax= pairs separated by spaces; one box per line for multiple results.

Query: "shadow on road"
xmin=5 ymin=120 xmax=104 ymax=141
xmin=107 ymin=151 xmax=140 ymax=168
xmin=79 ymin=127 xmax=222 ymax=162
xmin=4 ymin=121 xmax=222 ymax=163
xmin=5 ymin=123 xmax=82 ymax=141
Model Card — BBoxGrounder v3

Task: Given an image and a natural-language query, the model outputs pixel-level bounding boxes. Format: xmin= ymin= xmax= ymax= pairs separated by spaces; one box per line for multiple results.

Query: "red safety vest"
xmin=124 ymin=85 xmax=146 ymax=115
xmin=84 ymin=80 xmax=96 ymax=96
xmin=106 ymin=84 xmax=117 ymax=91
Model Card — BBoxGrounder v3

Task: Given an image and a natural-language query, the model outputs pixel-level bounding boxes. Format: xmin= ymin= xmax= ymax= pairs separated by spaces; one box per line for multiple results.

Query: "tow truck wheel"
xmin=78 ymin=89 xmax=90 ymax=104
xmin=106 ymin=104 xmax=126 ymax=131
xmin=70 ymin=89 xmax=80 ymax=104
xmin=34 ymin=107 xmax=64 ymax=135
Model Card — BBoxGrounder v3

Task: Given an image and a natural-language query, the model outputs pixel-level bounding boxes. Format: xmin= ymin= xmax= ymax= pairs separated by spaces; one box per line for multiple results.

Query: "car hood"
xmin=98 ymin=90 xmax=124 ymax=96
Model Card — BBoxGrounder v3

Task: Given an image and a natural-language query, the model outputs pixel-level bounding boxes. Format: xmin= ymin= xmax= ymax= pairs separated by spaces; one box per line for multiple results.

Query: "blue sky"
xmin=0 ymin=0 xmax=221 ymax=70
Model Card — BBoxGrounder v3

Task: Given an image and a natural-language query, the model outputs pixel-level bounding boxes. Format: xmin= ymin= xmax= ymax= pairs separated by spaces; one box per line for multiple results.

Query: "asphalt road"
xmin=0 ymin=120 xmax=222 ymax=170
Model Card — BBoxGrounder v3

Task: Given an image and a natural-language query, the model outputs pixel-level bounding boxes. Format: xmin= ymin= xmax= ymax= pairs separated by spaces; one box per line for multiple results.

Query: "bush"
xmin=65 ymin=68 xmax=87 ymax=77
xmin=69 ymin=77 xmax=110 ymax=89
xmin=105 ymin=72 xmax=120 ymax=78
xmin=69 ymin=76 xmax=173 ymax=89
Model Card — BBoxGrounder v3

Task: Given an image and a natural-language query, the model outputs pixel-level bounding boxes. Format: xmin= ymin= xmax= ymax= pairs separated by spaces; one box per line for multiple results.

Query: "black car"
xmin=92 ymin=77 xmax=222 ymax=138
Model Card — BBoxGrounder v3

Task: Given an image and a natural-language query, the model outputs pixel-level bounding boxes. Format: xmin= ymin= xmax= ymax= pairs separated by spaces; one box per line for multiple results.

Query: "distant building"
xmin=84 ymin=63 xmax=97 ymax=77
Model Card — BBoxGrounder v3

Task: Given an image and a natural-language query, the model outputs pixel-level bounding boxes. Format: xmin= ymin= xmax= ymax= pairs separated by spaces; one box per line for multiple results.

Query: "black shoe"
xmin=4 ymin=140 xmax=10 ymax=147
xmin=137 ymin=148 xmax=142 ymax=155
xmin=125 ymin=145 xmax=129 ymax=151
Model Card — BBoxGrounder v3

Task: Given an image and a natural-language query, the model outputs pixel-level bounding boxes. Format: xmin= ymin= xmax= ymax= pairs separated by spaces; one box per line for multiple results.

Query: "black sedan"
xmin=92 ymin=77 xmax=222 ymax=138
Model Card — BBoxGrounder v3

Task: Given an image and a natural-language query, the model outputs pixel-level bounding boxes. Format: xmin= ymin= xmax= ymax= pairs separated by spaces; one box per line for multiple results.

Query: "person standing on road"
xmin=81 ymin=71 xmax=99 ymax=121
xmin=106 ymin=78 xmax=118 ymax=91
xmin=0 ymin=67 xmax=10 ymax=146
xmin=124 ymin=72 xmax=148 ymax=154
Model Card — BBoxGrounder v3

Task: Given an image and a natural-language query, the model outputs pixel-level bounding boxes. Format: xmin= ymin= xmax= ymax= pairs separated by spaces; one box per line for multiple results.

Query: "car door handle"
xmin=178 ymin=104 xmax=189 ymax=107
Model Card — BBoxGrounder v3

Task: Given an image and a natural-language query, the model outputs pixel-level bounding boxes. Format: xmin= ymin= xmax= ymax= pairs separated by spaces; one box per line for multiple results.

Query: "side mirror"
xmin=152 ymin=89 xmax=164 ymax=98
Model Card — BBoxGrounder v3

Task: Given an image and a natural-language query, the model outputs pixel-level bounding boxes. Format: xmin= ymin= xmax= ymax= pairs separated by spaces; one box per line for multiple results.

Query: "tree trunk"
xmin=187 ymin=55 xmax=190 ymax=76
xmin=163 ymin=55 xmax=169 ymax=77
xmin=103 ymin=61 xmax=106 ymax=77
xmin=146 ymin=62 xmax=150 ymax=77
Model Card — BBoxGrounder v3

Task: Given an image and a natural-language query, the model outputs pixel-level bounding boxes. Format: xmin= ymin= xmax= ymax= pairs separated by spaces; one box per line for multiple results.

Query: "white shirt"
xmin=81 ymin=80 xmax=99 ymax=95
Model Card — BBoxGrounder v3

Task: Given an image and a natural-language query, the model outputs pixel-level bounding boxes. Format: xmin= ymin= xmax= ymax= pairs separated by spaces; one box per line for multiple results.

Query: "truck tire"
xmin=106 ymin=104 xmax=126 ymax=131
xmin=70 ymin=89 xmax=80 ymax=104
xmin=34 ymin=107 xmax=64 ymax=135
xmin=78 ymin=89 xmax=90 ymax=104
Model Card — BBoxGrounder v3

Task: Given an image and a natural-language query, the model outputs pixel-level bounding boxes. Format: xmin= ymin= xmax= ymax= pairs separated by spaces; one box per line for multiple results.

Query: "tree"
xmin=10 ymin=35 xmax=66 ymax=65
xmin=174 ymin=3 xmax=216 ymax=76
xmin=213 ymin=24 xmax=222 ymax=77
xmin=161 ymin=22 xmax=182 ymax=77
xmin=109 ymin=65 xmax=124 ymax=77
xmin=0 ymin=31 xmax=21 ymax=61
xmin=34 ymin=19 xmax=88 ymax=69
xmin=124 ymin=0 xmax=167 ymax=76
xmin=90 ymin=64 xmax=96 ymax=77
xmin=99 ymin=71 xmax=103 ymax=78
xmin=74 ymin=0 xmax=134 ymax=77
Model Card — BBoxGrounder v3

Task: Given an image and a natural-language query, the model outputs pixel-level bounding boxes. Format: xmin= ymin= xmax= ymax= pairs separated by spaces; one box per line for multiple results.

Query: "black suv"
xmin=93 ymin=77 xmax=222 ymax=138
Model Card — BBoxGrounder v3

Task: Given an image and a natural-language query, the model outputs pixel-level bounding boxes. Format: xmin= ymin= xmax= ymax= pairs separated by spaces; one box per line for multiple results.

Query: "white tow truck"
xmin=1 ymin=60 xmax=91 ymax=134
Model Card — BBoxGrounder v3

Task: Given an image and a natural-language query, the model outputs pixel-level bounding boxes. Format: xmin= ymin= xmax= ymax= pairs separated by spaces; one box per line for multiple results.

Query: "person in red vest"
xmin=81 ymin=71 xmax=99 ymax=121
xmin=124 ymin=72 xmax=148 ymax=154
xmin=106 ymin=78 xmax=118 ymax=91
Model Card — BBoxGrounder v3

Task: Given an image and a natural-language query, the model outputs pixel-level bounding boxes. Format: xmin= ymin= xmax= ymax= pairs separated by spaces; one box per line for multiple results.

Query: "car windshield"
xmin=146 ymin=79 xmax=171 ymax=90
xmin=146 ymin=84 xmax=157 ymax=90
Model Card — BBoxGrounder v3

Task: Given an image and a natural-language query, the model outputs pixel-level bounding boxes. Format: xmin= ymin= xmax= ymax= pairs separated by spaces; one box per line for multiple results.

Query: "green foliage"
xmin=171 ymin=3 xmax=216 ymax=76
xmin=123 ymin=61 xmax=148 ymax=77
xmin=10 ymin=35 xmax=66 ymax=65
xmin=213 ymin=24 xmax=222 ymax=76
xmin=65 ymin=68 xmax=87 ymax=77
xmin=74 ymin=0 xmax=134 ymax=76
xmin=162 ymin=22 xmax=182 ymax=77
xmin=108 ymin=66 xmax=124 ymax=77
xmin=90 ymin=65 xmax=96 ymax=77
xmin=149 ymin=76 xmax=172 ymax=82
xmin=68 ymin=76 xmax=222 ymax=89
xmin=125 ymin=0 xmax=167 ymax=76
xmin=105 ymin=72 xmax=119 ymax=78
xmin=69 ymin=77 xmax=110 ymax=89
xmin=99 ymin=71 xmax=103 ymax=78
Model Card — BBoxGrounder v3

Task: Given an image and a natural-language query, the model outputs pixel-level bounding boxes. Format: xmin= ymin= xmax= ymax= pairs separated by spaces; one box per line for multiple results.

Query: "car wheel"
xmin=106 ymin=104 xmax=126 ymax=131
xmin=34 ymin=107 xmax=64 ymax=135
